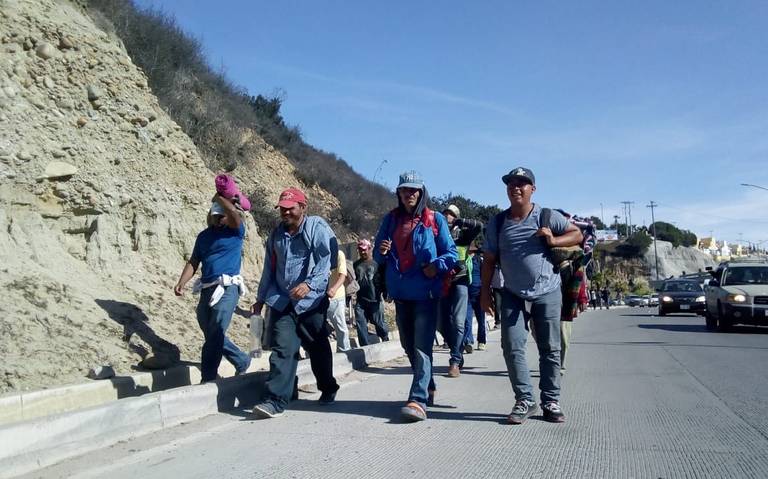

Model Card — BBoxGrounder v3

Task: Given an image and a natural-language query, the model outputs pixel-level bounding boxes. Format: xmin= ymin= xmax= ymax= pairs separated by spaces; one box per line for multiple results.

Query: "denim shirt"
xmin=256 ymin=216 xmax=336 ymax=315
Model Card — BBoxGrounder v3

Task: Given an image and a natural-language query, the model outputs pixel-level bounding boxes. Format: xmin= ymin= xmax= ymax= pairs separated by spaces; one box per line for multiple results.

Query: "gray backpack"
xmin=344 ymin=259 xmax=360 ymax=297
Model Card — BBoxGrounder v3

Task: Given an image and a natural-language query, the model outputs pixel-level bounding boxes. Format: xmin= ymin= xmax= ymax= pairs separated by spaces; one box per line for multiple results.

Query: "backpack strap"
xmin=422 ymin=208 xmax=439 ymax=237
xmin=539 ymin=207 xmax=552 ymax=229
xmin=494 ymin=209 xmax=509 ymax=263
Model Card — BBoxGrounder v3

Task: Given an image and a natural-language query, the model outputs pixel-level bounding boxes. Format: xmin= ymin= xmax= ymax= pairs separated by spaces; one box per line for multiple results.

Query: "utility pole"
xmin=621 ymin=201 xmax=633 ymax=237
xmin=627 ymin=201 xmax=635 ymax=236
xmin=600 ymin=203 xmax=605 ymax=227
xmin=647 ymin=201 xmax=660 ymax=281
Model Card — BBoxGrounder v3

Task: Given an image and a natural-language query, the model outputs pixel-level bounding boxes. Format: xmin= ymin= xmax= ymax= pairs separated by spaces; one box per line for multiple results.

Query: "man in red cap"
xmin=251 ymin=187 xmax=340 ymax=418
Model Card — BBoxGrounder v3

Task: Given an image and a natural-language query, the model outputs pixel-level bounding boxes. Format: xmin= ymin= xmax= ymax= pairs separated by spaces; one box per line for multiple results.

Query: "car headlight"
xmin=662 ymin=296 xmax=673 ymax=303
xmin=695 ymin=296 xmax=705 ymax=303
xmin=726 ymin=294 xmax=747 ymax=303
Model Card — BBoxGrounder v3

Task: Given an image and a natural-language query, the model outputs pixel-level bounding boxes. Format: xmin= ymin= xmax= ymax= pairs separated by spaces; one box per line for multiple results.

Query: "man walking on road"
xmin=375 ymin=171 xmax=457 ymax=422
xmin=327 ymin=248 xmax=351 ymax=351
xmin=251 ymin=187 xmax=340 ymax=418
xmin=440 ymin=204 xmax=483 ymax=377
xmin=353 ymin=239 xmax=389 ymax=345
xmin=481 ymin=167 xmax=583 ymax=424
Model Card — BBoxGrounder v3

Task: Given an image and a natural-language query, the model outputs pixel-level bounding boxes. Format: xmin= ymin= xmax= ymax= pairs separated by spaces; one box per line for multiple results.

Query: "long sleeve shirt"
xmin=256 ymin=216 xmax=336 ymax=315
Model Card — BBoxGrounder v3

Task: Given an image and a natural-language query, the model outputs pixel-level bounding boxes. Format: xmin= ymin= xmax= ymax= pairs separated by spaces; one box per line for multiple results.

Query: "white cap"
xmin=445 ymin=204 xmax=460 ymax=219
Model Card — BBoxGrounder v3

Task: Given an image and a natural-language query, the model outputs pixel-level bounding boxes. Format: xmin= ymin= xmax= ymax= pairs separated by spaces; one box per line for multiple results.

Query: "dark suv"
xmin=658 ymin=280 xmax=705 ymax=316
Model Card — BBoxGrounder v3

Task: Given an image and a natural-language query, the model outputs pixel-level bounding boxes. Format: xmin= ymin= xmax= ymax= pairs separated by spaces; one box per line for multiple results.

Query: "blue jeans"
xmin=499 ymin=288 xmax=562 ymax=404
xmin=440 ymin=283 xmax=468 ymax=366
xmin=463 ymin=290 xmax=486 ymax=345
xmin=354 ymin=300 xmax=389 ymax=346
xmin=395 ymin=299 xmax=438 ymax=408
xmin=263 ymin=298 xmax=338 ymax=410
xmin=196 ymin=285 xmax=250 ymax=382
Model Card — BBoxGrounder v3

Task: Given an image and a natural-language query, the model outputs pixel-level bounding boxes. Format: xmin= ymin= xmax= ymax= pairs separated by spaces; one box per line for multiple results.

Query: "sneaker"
xmin=401 ymin=401 xmax=427 ymax=422
xmin=252 ymin=402 xmax=284 ymax=419
xmin=427 ymin=389 xmax=436 ymax=407
xmin=446 ymin=364 xmax=460 ymax=378
xmin=542 ymin=402 xmax=566 ymax=423
xmin=464 ymin=344 xmax=474 ymax=354
xmin=477 ymin=343 xmax=487 ymax=351
xmin=507 ymin=400 xmax=538 ymax=425
xmin=319 ymin=390 xmax=337 ymax=405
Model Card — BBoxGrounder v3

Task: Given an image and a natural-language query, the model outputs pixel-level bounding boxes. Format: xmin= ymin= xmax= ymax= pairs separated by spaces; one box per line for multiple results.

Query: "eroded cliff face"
xmin=644 ymin=240 xmax=717 ymax=279
xmin=0 ymin=0 xmax=276 ymax=392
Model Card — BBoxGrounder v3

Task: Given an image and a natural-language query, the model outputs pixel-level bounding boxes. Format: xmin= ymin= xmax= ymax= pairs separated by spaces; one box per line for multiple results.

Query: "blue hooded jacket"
xmin=373 ymin=186 xmax=457 ymax=301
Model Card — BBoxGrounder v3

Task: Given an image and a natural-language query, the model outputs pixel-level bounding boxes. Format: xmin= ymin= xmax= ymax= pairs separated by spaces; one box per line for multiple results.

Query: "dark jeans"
xmin=263 ymin=298 xmax=338 ymax=410
xmin=354 ymin=299 xmax=389 ymax=346
xmin=493 ymin=288 xmax=503 ymax=325
xmin=463 ymin=290 xmax=486 ymax=345
xmin=196 ymin=285 xmax=250 ymax=382
xmin=395 ymin=299 xmax=438 ymax=408
xmin=440 ymin=283 xmax=468 ymax=366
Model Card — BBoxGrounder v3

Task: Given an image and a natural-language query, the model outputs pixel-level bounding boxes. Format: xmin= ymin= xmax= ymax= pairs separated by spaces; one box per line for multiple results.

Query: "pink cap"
xmin=357 ymin=239 xmax=372 ymax=251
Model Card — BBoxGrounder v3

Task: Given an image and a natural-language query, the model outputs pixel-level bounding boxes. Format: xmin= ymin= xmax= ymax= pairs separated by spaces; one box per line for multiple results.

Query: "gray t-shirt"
xmin=483 ymin=204 xmax=570 ymax=299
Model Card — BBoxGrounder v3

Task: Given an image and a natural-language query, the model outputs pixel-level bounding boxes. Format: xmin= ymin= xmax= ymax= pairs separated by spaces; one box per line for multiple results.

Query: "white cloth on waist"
xmin=192 ymin=274 xmax=248 ymax=307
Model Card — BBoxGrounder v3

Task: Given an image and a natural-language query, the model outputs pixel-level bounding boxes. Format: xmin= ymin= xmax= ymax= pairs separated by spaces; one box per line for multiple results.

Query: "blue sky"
xmin=137 ymin=0 xmax=768 ymax=247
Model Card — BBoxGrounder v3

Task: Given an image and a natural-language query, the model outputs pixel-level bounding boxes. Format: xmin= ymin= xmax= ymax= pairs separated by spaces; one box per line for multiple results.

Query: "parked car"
xmin=626 ymin=295 xmax=649 ymax=307
xmin=704 ymin=259 xmax=768 ymax=331
xmin=657 ymin=280 xmax=705 ymax=316
xmin=648 ymin=294 xmax=659 ymax=307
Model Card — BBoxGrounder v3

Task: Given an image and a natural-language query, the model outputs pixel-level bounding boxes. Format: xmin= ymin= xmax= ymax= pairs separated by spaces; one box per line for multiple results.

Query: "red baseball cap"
xmin=276 ymin=187 xmax=307 ymax=208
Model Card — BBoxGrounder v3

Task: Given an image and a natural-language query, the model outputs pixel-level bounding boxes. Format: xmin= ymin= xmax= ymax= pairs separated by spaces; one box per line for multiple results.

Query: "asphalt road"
xmin=24 ymin=307 xmax=768 ymax=479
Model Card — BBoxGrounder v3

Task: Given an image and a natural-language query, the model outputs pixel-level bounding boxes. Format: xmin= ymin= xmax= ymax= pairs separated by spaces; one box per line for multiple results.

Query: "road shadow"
xmin=639 ymin=323 xmax=768 ymax=335
xmin=459 ymin=369 xmax=508 ymax=377
xmin=639 ymin=324 xmax=708 ymax=333
xmin=286 ymin=399 xmax=507 ymax=424
xmin=725 ymin=325 xmax=768 ymax=334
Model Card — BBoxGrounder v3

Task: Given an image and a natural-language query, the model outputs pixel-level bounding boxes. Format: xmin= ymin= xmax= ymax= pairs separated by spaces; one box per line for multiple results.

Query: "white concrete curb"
xmin=0 ymin=339 xmax=405 ymax=479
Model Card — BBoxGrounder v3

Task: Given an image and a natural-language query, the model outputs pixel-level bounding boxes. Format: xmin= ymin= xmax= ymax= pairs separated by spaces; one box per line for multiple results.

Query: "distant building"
xmin=697 ymin=236 xmax=742 ymax=262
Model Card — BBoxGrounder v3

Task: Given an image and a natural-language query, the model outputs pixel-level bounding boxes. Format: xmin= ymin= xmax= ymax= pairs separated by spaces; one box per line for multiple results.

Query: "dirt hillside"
xmin=0 ymin=0 xmax=340 ymax=393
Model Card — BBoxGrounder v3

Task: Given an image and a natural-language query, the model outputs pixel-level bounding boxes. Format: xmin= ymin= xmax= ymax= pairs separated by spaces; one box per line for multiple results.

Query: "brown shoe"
xmin=401 ymin=401 xmax=427 ymax=422
xmin=447 ymin=364 xmax=460 ymax=378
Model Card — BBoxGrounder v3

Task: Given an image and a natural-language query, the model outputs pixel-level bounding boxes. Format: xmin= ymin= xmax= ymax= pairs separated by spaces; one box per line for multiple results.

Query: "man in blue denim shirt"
xmin=481 ymin=167 xmax=582 ymax=425
xmin=251 ymin=187 xmax=339 ymax=418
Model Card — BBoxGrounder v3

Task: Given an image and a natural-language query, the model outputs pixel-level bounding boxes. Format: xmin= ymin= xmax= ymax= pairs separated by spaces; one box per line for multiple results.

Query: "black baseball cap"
xmin=502 ymin=167 xmax=535 ymax=186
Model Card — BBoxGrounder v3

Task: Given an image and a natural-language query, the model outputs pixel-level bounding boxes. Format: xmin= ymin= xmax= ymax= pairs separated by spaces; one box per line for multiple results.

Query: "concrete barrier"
xmin=0 ymin=338 xmax=404 ymax=479
xmin=0 ymin=333 xmax=381 ymax=427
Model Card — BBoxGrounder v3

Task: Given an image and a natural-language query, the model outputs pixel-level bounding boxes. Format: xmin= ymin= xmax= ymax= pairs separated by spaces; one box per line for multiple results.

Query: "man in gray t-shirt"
xmin=481 ymin=167 xmax=582 ymax=425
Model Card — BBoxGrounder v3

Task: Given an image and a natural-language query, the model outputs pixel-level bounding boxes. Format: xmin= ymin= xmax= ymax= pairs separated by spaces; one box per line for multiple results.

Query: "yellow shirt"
xmin=329 ymin=249 xmax=347 ymax=300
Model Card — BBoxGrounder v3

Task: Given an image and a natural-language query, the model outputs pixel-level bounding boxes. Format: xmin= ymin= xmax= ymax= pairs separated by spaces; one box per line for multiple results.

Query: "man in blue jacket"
xmin=251 ymin=187 xmax=339 ymax=418
xmin=375 ymin=171 xmax=457 ymax=422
